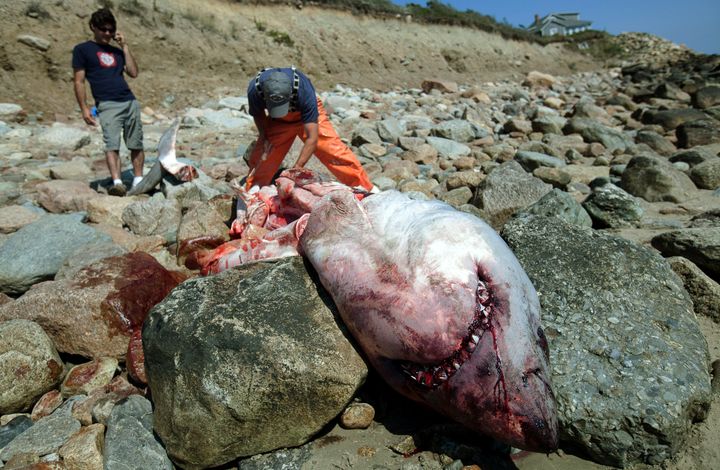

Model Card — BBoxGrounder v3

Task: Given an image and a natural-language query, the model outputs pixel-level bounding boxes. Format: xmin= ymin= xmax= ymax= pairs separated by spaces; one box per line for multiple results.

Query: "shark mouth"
xmin=399 ymin=278 xmax=498 ymax=389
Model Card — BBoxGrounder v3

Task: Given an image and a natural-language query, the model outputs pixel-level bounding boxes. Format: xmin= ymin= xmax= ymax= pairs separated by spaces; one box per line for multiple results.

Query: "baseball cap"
xmin=262 ymin=70 xmax=292 ymax=118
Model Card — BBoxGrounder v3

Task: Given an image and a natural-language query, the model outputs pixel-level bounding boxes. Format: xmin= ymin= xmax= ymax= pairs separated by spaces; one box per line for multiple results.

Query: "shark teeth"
xmin=399 ymin=277 xmax=496 ymax=390
xmin=399 ymin=323 xmax=488 ymax=389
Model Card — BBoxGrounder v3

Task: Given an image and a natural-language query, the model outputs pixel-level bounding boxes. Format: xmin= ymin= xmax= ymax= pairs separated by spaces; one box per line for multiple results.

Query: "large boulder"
xmin=582 ymin=183 xmax=644 ymax=228
xmin=641 ymin=109 xmax=708 ymax=130
xmin=677 ymin=120 xmax=720 ymax=148
xmin=376 ymin=118 xmax=406 ymax=144
xmin=0 ymin=213 xmax=112 ymax=295
xmin=689 ymin=158 xmax=720 ymax=189
xmin=431 ymin=119 xmax=476 ymax=143
xmin=162 ymin=174 xmax=224 ymax=211
xmin=425 ymin=136 xmax=471 ymax=159
xmin=516 ymin=188 xmax=592 ymax=228
xmin=35 ymin=180 xmax=101 ymax=214
xmin=0 ymin=252 xmax=186 ymax=358
xmin=122 ymin=195 xmax=182 ymax=237
xmin=58 ymin=423 xmax=106 ymax=470
xmin=144 ymin=257 xmax=368 ymax=469
xmin=580 ymin=123 xmax=632 ymax=153
xmin=103 ymin=395 xmax=173 ymax=470
xmin=0 ymin=410 xmax=81 ymax=462
xmin=0 ymin=205 xmax=41 ymax=234
xmin=86 ymin=196 xmax=137 ymax=227
xmin=176 ymin=195 xmax=233 ymax=247
xmin=0 ymin=320 xmax=64 ymax=414
xmin=49 ymin=160 xmax=93 ymax=181
xmin=620 ymin=155 xmax=697 ymax=203
xmin=523 ymin=71 xmax=557 ymax=88
xmin=667 ymin=257 xmax=720 ymax=323
xmin=37 ymin=124 xmax=91 ymax=150
xmin=472 ymin=161 xmax=552 ymax=230
xmin=54 ymin=241 xmax=128 ymax=280
xmin=0 ymin=103 xmax=23 ymax=121
xmin=502 ymin=215 xmax=711 ymax=467
xmin=514 ymin=150 xmax=566 ymax=172
xmin=635 ymin=130 xmax=676 ymax=156
xmin=651 ymin=228 xmax=720 ymax=282
xmin=692 ymin=85 xmax=720 ymax=109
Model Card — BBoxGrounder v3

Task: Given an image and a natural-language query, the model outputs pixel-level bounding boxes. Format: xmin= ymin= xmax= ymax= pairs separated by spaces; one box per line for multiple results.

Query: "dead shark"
xmin=196 ymin=169 xmax=558 ymax=451
xmin=300 ymin=188 xmax=558 ymax=452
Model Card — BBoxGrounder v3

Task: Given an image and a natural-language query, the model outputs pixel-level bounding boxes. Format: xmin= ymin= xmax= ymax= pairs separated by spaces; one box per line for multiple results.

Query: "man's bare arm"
xmin=73 ymin=68 xmax=96 ymax=126
xmin=115 ymin=31 xmax=138 ymax=78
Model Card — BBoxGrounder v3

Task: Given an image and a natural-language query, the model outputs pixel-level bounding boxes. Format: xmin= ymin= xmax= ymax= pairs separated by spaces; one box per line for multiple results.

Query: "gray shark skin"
xmin=299 ymin=189 xmax=558 ymax=452
xmin=127 ymin=120 xmax=197 ymax=196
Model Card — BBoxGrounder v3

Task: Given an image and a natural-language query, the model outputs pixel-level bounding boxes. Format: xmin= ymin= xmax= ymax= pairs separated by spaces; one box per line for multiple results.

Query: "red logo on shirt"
xmin=97 ymin=51 xmax=117 ymax=68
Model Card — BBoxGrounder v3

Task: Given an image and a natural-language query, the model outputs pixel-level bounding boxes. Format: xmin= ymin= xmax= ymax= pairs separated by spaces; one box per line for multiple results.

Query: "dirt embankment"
xmin=0 ymin=0 xmax=599 ymax=118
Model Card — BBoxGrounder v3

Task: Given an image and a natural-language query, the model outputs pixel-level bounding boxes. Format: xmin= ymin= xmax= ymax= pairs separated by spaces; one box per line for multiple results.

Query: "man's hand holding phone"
xmin=114 ymin=31 xmax=126 ymax=48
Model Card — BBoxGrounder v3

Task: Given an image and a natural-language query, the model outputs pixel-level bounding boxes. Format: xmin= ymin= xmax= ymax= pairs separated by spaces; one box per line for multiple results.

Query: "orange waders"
xmin=246 ymin=98 xmax=373 ymax=190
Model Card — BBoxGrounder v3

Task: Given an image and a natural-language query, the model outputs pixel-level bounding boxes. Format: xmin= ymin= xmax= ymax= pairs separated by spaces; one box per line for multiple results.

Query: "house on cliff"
xmin=526 ymin=13 xmax=592 ymax=37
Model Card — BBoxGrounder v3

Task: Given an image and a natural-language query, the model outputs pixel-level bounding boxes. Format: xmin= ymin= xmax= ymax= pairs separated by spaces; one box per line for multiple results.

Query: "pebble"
xmin=339 ymin=402 xmax=375 ymax=429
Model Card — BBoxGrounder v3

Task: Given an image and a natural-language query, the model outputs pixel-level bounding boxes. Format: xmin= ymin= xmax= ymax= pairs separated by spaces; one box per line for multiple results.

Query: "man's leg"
xmin=311 ymin=100 xmax=373 ymax=190
xmin=97 ymin=101 xmax=126 ymax=195
xmin=105 ymin=150 xmax=122 ymax=181
xmin=124 ymin=100 xmax=145 ymax=187
xmin=245 ymin=119 xmax=299 ymax=189
xmin=130 ymin=149 xmax=145 ymax=178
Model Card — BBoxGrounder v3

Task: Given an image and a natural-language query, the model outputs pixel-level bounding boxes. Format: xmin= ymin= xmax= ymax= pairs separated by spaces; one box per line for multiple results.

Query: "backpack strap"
xmin=290 ymin=65 xmax=300 ymax=101
xmin=254 ymin=67 xmax=269 ymax=100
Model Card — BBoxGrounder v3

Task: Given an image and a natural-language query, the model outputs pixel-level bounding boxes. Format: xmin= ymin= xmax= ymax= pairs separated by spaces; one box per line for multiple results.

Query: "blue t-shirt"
xmin=247 ymin=68 xmax=319 ymax=123
xmin=72 ymin=41 xmax=135 ymax=104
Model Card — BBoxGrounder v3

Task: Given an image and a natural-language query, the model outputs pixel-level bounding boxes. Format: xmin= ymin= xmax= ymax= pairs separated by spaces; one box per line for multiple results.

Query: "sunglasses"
xmin=96 ymin=26 xmax=116 ymax=33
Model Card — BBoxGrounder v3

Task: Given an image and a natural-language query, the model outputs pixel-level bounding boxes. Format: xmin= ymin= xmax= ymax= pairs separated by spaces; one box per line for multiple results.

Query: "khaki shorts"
xmin=97 ymin=99 xmax=144 ymax=151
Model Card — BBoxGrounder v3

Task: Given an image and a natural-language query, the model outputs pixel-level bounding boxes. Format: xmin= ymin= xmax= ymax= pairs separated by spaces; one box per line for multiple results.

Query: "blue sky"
xmin=393 ymin=1 xmax=719 ymax=54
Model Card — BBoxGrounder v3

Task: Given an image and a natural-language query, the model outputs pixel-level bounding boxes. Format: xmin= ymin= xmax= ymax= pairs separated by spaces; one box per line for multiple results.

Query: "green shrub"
xmin=559 ymin=31 xmax=626 ymax=60
xmin=267 ymin=30 xmax=294 ymax=47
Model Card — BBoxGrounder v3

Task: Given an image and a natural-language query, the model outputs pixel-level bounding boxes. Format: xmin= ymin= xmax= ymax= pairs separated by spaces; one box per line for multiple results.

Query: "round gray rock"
xmin=0 ymin=320 xmax=64 ymax=414
xmin=516 ymin=188 xmax=592 ymax=227
xmin=0 ymin=213 xmax=111 ymax=294
xmin=502 ymin=216 xmax=711 ymax=467
xmin=620 ymin=155 xmax=697 ymax=203
xmin=144 ymin=257 xmax=368 ymax=469
xmin=582 ymin=183 xmax=644 ymax=228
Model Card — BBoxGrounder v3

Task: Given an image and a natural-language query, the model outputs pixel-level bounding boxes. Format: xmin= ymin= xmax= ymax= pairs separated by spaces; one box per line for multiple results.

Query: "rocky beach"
xmin=1 ymin=1 xmax=719 ymax=469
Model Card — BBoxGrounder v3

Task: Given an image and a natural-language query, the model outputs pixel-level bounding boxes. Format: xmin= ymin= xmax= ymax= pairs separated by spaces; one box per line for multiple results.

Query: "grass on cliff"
xmin=230 ymin=1 xmax=622 ymax=59
xmin=231 ymin=0 xmax=615 ymax=48
xmin=558 ymin=31 xmax=627 ymax=61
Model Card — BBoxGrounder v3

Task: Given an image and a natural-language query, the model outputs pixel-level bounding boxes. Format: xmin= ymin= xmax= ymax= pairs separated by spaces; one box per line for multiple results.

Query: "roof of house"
xmin=527 ymin=12 xmax=592 ymax=33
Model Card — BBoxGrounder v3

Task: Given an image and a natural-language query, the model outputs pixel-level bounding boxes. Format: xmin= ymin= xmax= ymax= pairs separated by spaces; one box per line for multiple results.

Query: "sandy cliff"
xmin=0 ymin=0 xmax=599 ymax=116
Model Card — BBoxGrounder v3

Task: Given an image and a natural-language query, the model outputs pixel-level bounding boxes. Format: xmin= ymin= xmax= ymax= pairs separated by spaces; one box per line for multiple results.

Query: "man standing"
xmin=72 ymin=8 xmax=144 ymax=196
xmin=246 ymin=67 xmax=376 ymax=192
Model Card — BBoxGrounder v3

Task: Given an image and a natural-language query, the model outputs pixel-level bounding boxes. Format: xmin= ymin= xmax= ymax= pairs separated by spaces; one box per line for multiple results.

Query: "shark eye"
xmin=537 ymin=326 xmax=549 ymax=359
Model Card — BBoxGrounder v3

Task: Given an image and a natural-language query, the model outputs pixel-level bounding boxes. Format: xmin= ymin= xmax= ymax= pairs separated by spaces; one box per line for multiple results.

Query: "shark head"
xmin=300 ymin=189 xmax=558 ymax=452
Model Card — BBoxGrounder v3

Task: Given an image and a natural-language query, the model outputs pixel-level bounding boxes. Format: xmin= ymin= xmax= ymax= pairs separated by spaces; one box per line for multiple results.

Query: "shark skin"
xmin=127 ymin=120 xmax=198 ymax=196
xmin=299 ymin=189 xmax=558 ymax=452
